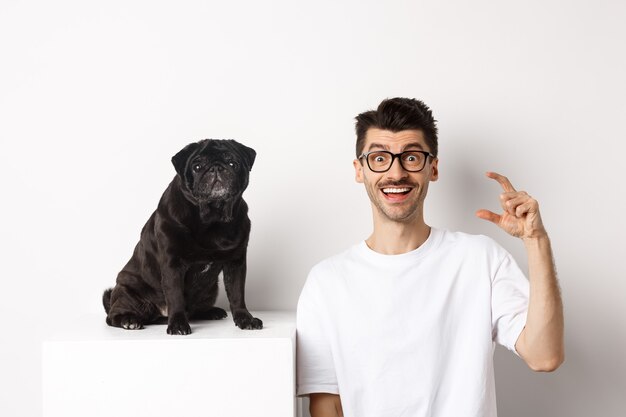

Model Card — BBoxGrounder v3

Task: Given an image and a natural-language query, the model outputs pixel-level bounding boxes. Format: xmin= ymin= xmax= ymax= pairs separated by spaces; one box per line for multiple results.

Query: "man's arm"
xmin=310 ymin=393 xmax=343 ymax=417
xmin=476 ymin=172 xmax=564 ymax=372
xmin=515 ymin=235 xmax=564 ymax=371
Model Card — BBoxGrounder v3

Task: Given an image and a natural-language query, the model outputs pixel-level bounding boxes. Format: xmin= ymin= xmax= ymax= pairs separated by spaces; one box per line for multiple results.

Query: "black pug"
xmin=103 ymin=139 xmax=262 ymax=335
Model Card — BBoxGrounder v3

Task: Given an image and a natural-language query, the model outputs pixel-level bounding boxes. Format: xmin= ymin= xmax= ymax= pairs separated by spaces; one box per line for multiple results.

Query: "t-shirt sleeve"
xmin=296 ymin=269 xmax=339 ymax=397
xmin=491 ymin=250 xmax=530 ymax=356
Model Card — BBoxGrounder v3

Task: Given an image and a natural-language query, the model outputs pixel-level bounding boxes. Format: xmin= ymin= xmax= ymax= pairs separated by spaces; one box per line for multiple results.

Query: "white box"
xmin=42 ymin=311 xmax=296 ymax=417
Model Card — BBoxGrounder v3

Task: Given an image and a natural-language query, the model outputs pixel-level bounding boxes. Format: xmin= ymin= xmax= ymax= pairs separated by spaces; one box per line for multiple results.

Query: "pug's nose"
xmin=208 ymin=164 xmax=224 ymax=173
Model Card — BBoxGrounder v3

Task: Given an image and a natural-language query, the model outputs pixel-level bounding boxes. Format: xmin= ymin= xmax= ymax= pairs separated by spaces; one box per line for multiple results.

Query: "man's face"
xmin=353 ymin=128 xmax=439 ymax=223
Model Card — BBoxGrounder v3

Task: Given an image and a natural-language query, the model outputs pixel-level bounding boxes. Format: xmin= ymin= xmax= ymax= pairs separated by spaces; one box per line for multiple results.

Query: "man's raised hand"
xmin=475 ymin=172 xmax=547 ymax=240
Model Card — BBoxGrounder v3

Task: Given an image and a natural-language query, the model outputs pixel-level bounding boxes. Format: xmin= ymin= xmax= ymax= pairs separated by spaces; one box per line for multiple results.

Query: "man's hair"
xmin=355 ymin=97 xmax=438 ymax=158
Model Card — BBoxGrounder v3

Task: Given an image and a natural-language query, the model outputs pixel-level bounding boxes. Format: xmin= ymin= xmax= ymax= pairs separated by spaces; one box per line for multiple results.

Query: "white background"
xmin=1 ymin=1 xmax=625 ymax=416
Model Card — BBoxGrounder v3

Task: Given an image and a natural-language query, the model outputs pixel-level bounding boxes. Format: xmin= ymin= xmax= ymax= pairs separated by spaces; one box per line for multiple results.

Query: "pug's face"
xmin=172 ymin=139 xmax=256 ymax=203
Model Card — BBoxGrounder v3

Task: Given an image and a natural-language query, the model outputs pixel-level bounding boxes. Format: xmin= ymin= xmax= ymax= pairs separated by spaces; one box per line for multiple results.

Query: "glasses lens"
xmin=367 ymin=151 xmax=392 ymax=172
xmin=401 ymin=151 xmax=426 ymax=171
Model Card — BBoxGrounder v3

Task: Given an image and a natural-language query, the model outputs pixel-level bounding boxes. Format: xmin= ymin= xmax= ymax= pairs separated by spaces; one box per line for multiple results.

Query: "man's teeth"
xmin=382 ymin=187 xmax=411 ymax=194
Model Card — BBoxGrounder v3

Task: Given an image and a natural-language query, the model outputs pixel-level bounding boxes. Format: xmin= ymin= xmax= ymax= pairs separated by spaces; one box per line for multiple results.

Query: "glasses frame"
xmin=358 ymin=150 xmax=435 ymax=173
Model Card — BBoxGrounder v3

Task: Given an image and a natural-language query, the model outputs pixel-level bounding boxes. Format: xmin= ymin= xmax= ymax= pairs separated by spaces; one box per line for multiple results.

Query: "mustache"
xmin=377 ymin=180 xmax=416 ymax=188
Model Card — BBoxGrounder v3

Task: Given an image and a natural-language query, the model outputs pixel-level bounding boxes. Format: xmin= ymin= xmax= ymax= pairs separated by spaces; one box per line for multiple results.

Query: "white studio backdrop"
xmin=1 ymin=1 xmax=625 ymax=416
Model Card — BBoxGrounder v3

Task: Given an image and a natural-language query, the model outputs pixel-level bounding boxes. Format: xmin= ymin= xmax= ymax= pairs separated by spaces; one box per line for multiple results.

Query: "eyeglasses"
xmin=358 ymin=150 xmax=434 ymax=173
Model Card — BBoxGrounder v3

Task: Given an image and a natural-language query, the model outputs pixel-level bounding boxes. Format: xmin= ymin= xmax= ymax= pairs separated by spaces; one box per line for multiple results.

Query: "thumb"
xmin=475 ymin=209 xmax=501 ymax=225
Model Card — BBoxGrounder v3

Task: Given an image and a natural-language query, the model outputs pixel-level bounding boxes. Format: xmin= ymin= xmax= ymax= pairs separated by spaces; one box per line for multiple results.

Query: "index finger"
xmin=486 ymin=171 xmax=516 ymax=192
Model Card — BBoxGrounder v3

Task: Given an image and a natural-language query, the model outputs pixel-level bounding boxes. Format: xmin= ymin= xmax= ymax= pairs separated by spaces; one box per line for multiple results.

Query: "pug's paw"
xmin=117 ymin=314 xmax=144 ymax=330
xmin=194 ymin=306 xmax=227 ymax=320
xmin=233 ymin=311 xmax=263 ymax=330
xmin=167 ymin=313 xmax=191 ymax=335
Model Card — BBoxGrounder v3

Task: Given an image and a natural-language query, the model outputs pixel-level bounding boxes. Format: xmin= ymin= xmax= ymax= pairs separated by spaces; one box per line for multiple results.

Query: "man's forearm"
xmin=309 ymin=393 xmax=344 ymax=417
xmin=516 ymin=235 xmax=564 ymax=371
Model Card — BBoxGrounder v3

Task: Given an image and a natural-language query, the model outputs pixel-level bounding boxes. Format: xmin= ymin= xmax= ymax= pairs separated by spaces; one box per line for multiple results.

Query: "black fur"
xmin=103 ymin=139 xmax=262 ymax=334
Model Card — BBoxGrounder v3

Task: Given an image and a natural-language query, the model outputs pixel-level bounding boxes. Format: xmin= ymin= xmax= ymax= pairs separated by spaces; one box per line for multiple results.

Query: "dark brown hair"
xmin=355 ymin=97 xmax=438 ymax=158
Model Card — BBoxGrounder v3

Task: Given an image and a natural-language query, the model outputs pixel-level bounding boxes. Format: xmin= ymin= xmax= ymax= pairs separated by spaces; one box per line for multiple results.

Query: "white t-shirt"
xmin=296 ymin=228 xmax=529 ymax=417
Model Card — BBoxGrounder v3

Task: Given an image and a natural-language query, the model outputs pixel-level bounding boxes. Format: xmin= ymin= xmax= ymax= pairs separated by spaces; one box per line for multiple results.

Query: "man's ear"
xmin=231 ymin=140 xmax=256 ymax=171
xmin=354 ymin=159 xmax=364 ymax=183
xmin=172 ymin=141 xmax=201 ymax=177
xmin=430 ymin=158 xmax=439 ymax=182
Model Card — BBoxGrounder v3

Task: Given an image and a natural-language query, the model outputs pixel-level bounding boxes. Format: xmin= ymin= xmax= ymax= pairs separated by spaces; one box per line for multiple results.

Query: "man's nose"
xmin=385 ymin=156 xmax=408 ymax=179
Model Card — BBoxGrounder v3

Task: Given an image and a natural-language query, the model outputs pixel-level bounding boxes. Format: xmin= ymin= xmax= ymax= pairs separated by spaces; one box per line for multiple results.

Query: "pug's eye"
xmin=192 ymin=163 xmax=203 ymax=172
xmin=228 ymin=161 xmax=237 ymax=168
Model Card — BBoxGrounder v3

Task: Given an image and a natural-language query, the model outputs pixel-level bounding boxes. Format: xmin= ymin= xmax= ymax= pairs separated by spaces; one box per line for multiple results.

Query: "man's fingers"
xmin=500 ymin=193 xmax=531 ymax=216
xmin=515 ymin=202 xmax=532 ymax=217
xmin=475 ymin=209 xmax=501 ymax=225
xmin=500 ymin=191 xmax=528 ymax=200
xmin=486 ymin=171 xmax=516 ymax=193
xmin=515 ymin=200 xmax=539 ymax=218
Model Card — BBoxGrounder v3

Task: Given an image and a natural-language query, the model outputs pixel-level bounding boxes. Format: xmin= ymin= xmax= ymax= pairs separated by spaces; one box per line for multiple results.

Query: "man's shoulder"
xmin=299 ymin=244 xmax=361 ymax=304
xmin=439 ymin=228 xmax=497 ymax=245
xmin=437 ymin=228 xmax=510 ymax=260
xmin=308 ymin=243 xmax=362 ymax=279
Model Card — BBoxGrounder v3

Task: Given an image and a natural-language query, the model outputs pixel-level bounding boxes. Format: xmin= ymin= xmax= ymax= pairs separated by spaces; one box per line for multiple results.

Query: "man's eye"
xmin=406 ymin=156 xmax=417 ymax=162
xmin=374 ymin=156 xmax=386 ymax=162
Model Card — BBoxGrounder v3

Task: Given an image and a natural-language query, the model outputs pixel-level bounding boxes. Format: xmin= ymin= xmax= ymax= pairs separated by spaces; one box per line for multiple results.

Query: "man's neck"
xmin=365 ymin=217 xmax=432 ymax=255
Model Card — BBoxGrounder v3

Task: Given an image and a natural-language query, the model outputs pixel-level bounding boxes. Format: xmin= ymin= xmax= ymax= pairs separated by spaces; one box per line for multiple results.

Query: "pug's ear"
xmin=172 ymin=142 xmax=201 ymax=177
xmin=232 ymin=140 xmax=256 ymax=171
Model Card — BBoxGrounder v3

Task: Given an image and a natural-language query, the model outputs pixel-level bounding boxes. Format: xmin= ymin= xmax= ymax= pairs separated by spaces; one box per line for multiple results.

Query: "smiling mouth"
xmin=381 ymin=187 xmax=412 ymax=195
xmin=379 ymin=186 xmax=414 ymax=202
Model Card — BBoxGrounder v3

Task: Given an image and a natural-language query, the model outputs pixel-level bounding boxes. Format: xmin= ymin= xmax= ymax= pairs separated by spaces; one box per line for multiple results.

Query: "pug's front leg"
xmin=223 ymin=258 xmax=263 ymax=330
xmin=162 ymin=266 xmax=191 ymax=335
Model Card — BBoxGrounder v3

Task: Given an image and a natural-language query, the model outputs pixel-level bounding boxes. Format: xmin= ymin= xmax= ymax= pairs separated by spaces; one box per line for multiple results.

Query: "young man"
xmin=296 ymin=98 xmax=564 ymax=417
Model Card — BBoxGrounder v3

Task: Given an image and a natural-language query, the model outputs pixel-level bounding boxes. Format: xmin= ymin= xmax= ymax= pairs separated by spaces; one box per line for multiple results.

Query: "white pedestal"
xmin=42 ymin=311 xmax=296 ymax=417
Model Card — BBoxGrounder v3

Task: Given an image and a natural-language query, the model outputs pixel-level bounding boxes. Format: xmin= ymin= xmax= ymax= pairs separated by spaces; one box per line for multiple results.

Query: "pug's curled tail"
xmin=102 ymin=288 xmax=113 ymax=314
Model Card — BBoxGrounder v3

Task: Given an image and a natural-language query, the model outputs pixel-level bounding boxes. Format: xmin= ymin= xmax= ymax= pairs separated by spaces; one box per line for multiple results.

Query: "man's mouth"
xmin=380 ymin=186 xmax=413 ymax=202
xmin=382 ymin=187 xmax=411 ymax=194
